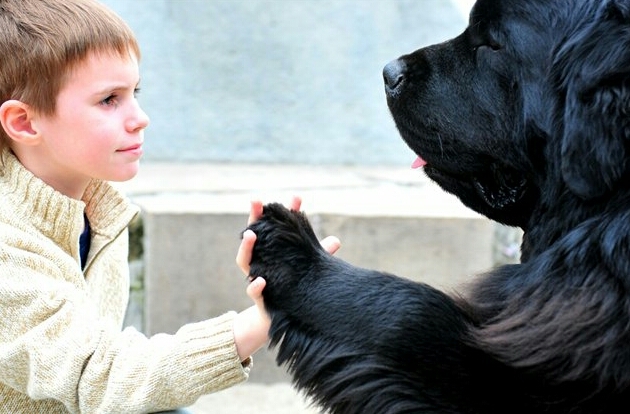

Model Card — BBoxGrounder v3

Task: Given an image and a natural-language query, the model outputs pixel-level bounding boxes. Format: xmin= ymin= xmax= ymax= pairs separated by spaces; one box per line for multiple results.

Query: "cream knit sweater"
xmin=0 ymin=150 xmax=250 ymax=413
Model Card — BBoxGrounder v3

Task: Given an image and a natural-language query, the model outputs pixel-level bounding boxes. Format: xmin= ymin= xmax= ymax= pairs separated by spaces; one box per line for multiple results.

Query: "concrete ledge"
xmin=114 ymin=162 xmax=482 ymax=217
xmin=116 ymin=162 xmax=521 ymax=383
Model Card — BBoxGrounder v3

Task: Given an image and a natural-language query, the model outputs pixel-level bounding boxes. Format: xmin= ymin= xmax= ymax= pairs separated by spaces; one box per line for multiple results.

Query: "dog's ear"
xmin=554 ymin=0 xmax=630 ymax=199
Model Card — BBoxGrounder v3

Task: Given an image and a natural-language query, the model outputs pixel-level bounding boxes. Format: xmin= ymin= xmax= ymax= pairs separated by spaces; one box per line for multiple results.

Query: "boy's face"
xmin=31 ymin=50 xmax=149 ymax=197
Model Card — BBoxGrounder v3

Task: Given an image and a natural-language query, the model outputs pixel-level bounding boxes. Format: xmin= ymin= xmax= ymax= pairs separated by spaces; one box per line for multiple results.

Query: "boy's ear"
xmin=0 ymin=100 xmax=41 ymax=146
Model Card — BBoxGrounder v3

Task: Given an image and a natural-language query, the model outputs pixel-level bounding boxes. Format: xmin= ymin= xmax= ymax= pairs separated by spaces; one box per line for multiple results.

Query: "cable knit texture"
xmin=0 ymin=150 xmax=250 ymax=413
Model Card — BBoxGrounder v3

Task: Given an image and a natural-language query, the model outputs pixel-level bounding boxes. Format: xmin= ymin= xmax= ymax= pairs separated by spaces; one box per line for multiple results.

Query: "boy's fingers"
xmin=251 ymin=196 xmax=301 ymax=224
xmin=320 ymin=235 xmax=341 ymax=255
xmin=289 ymin=195 xmax=302 ymax=211
xmin=236 ymin=229 xmax=257 ymax=275
xmin=247 ymin=200 xmax=264 ymax=225
xmin=246 ymin=277 xmax=266 ymax=299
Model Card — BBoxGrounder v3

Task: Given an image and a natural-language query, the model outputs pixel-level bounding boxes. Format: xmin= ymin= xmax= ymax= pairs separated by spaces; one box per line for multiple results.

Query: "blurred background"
xmin=102 ymin=0 xmax=473 ymax=166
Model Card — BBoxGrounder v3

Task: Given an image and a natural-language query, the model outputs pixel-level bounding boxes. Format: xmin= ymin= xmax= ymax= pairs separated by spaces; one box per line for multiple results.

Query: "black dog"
xmin=246 ymin=0 xmax=630 ymax=412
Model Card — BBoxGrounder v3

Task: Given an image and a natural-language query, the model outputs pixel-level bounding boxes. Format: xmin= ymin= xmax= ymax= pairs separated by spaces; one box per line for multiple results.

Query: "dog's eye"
xmin=488 ymin=40 xmax=501 ymax=51
xmin=474 ymin=41 xmax=501 ymax=52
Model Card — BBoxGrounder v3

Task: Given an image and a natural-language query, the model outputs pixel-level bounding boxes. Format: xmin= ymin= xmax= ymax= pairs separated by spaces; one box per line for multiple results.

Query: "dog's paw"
xmin=244 ymin=203 xmax=325 ymax=303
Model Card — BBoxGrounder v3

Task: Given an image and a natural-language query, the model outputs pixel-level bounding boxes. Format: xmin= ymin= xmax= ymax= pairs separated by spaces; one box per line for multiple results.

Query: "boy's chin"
xmin=107 ymin=161 xmax=140 ymax=182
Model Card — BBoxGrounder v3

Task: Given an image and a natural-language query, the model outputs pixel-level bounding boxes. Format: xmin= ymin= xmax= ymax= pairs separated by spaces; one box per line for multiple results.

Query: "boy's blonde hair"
xmin=0 ymin=0 xmax=140 ymax=152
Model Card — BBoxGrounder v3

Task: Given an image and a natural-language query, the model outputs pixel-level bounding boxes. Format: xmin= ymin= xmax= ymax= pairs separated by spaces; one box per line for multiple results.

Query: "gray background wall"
xmin=101 ymin=0 xmax=470 ymax=165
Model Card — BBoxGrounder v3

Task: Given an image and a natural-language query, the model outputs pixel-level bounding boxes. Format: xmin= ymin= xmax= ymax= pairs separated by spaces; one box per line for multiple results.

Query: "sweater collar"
xmin=0 ymin=149 xmax=139 ymax=247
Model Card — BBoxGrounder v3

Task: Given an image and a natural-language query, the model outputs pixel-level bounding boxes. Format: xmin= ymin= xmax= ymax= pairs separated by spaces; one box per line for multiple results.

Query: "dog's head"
xmin=384 ymin=0 xmax=630 ymax=229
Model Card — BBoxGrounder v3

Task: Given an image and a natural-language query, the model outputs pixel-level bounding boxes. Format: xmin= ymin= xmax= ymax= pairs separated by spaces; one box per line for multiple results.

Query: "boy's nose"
xmin=127 ymin=104 xmax=150 ymax=132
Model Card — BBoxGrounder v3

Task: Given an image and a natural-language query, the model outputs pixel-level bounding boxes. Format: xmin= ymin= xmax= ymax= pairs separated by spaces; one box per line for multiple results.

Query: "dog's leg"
xmin=246 ymin=203 xmax=516 ymax=414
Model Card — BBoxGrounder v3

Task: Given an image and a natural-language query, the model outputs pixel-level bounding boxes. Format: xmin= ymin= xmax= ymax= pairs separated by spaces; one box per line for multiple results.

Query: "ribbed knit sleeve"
xmin=76 ymin=313 xmax=251 ymax=413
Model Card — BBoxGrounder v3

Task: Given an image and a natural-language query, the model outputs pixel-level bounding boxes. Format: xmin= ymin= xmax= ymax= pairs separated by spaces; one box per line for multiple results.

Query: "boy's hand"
xmin=233 ymin=196 xmax=340 ymax=361
xmin=236 ymin=196 xmax=341 ymax=278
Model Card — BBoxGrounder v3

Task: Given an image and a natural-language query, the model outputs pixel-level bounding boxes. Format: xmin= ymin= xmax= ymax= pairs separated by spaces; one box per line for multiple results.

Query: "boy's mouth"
xmin=118 ymin=143 xmax=142 ymax=152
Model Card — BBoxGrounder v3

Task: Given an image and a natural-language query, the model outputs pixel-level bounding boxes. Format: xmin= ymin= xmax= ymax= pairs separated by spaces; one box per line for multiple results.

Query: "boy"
xmin=0 ymin=0 xmax=338 ymax=412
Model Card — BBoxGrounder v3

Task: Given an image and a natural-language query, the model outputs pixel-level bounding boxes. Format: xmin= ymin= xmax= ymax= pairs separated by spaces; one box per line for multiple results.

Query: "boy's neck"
xmin=11 ymin=146 xmax=90 ymax=200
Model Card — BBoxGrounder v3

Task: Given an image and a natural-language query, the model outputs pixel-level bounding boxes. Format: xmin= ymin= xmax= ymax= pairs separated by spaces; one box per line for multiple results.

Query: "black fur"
xmin=245 ymin=0 xmax=630 ymax=412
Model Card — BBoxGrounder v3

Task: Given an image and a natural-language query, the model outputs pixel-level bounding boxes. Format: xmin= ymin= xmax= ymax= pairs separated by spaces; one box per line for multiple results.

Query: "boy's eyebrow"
xmin=92 ymin=79 xmax=141 ymax=95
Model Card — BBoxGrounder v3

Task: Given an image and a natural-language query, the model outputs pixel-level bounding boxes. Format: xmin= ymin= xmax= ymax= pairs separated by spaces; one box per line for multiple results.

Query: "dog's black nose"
xmin=383 ymin=59 xmax=406 ymax=95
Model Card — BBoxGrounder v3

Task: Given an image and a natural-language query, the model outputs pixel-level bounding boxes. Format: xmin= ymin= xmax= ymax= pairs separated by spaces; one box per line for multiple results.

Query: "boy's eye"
xmin=100 ymin=88 xmax=141 ymax=106
xmin=100 ymin=94 xmax=117 ymax=106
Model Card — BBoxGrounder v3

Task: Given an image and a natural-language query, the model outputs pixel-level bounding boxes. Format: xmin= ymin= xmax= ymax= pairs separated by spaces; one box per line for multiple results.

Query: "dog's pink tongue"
xmin=411 ymin=156 xmax=427 ymax=169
